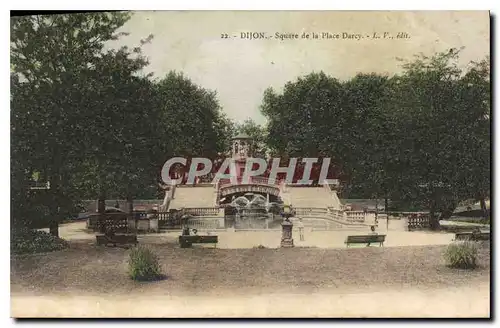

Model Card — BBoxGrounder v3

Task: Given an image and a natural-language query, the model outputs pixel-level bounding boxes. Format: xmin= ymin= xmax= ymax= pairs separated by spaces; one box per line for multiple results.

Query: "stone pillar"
xmin=127 ymin=217 xmax=136 ymax=232
xmin=281 ymin=220 xmax=294 ymax=247
xmin=402 ymin=216 xmax=409 ymax=231
xmin=137 ymin=218 xmax=150 ymax=232
xmin=149 ymin=217 xmax=159 ymax=232
xmin=218 ymin=217 xmax=225 ymax=229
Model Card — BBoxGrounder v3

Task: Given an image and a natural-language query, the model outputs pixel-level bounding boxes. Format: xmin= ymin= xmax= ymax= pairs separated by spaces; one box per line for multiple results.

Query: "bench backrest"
xmin=346 ymin=234 xmax=386 ymax=243
xmin=455 ymin=232 xmax=490 ymax=240
xmin=96 ymin=234 xmax=137 ymax=243
xmin=180 ymin=235 xmax=218 ymax=243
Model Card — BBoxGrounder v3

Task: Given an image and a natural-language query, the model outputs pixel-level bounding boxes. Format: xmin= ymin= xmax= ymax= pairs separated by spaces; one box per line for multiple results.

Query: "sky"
xmin=114 ymin=11 xmax=490 ymax=124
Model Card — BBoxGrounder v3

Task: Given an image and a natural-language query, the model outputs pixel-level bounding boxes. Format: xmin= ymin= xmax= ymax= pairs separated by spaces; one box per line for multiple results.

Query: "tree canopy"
xmin=11 ymin=13 xmax=490 ymax=233
xmin=260 ymin=49 xmax=490 ymax=227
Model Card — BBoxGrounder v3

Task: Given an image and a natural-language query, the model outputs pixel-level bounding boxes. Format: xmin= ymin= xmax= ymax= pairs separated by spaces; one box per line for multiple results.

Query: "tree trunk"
xmin=127 ymin=195 xmax=134 ymax=222
xmin=384 ymin=196 xmax=389 ymax=231
xmin=49 ymin=173 xmax=61 ymax=237
xmin=97 ymin=188 xmax=106 ymax=233
xmin=429 ymin=199 xmax=440 ymax=230
xmin=439 ymin=200 xmax=456 ymax=221
xmin=479 ymin=196 xmax=488 ymax=219
xmin=127 ymin=194 xmax=135 ymax=233
xmin=49 ymin=221 xmax=59 ymax=237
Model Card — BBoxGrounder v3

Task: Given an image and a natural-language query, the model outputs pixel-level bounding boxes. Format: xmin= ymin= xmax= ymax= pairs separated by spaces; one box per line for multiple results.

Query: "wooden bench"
xmin=454 ymin=232 xmax=490 ymax=241
xmin=96 ymin=234 xmax=138 ymax=247
xmin=345 ymin=234 xmax=386 ymax=247
xmin=179 ymin=235 xmax=218 ymax=248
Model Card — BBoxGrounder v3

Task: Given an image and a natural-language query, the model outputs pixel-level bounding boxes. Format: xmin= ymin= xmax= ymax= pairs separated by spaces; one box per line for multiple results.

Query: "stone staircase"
xmin=168 ymin=185 xmax=216 ymax=210
xmin=286 ymin=186 xmax=340 ymax=208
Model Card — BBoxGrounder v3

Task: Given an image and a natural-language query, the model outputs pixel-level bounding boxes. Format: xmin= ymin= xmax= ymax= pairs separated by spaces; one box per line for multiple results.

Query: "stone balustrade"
xmin=217 ymin=176 xmax=282 ymax=186
xmin=294 ymin=207 xmax=329 ymax=216
xmin=345 ymin=211 xmax=367 ymax=223
xmin=182 ymin=207 xmax=221 ymax=217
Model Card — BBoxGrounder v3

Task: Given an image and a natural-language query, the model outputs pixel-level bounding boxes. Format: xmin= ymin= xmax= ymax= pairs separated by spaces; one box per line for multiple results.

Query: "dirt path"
xmin=47 ymin=221 xmax=458 ymax=249
xmin=11 ymin=281 xmax=490 ymax=317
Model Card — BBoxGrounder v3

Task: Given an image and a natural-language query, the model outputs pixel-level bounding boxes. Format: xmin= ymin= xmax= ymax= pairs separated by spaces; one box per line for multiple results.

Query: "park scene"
xmin=10 ymin=11 xmax=490 ymax=318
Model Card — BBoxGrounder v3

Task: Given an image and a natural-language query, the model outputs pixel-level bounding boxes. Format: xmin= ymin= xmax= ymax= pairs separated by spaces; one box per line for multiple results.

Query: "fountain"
xmin=228 ymin=193 xmax=276 ymax=229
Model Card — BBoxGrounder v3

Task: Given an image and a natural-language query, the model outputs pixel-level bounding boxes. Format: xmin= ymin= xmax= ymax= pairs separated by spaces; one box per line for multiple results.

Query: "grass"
xmin=11 ymin=242 xmax=490 ymax=297
xmin=444 ymin=240 xmax=479 ymax=269
xmin=11 ymin=229 xmax=69 ymax=255
xmin=128 ymin=246 xmax=165 ymax=281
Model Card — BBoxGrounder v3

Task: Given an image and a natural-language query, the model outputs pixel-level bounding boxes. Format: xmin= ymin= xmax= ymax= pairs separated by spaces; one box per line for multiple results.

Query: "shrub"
xmin=254 ymin=244 xmax=267 ymax=249
xmin=128 ymin=246 xmax=163 ymax=281
xmin=11 ymin=229 xmax=69 ymax=255
xmin=444 ymin=240 xmax=479 ymax=269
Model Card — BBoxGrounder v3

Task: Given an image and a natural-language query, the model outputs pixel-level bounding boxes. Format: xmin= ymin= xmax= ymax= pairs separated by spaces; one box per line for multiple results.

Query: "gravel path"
xmin=11 ymin=282 xmax=490 ymax=318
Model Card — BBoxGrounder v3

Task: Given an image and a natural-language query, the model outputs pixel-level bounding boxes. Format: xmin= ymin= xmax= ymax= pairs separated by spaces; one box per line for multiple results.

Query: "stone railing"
xmin=217 ymin=176 xmax=282 ymax=186
xmin=322 ymin=179 xmax=339 ymax=190
xmin=295 ymin=207 xmax=329 ymax=216
xmin=86 ymin=213 xmax=129 ymax=232
xmin=300 ymin=218 xmax=345 ymax=231
xmin=328 ymin=208 xmax=345 ymax=221
xmin=407 ymin=214 xmax=430 ymax=231
xmin=345 ymin=211 xmax=367 ymax=223
xmin=157 ymin=211 xmax=181 ymax=229
xmin=182 ymin=207 xmax=221 ymax=217
xmin=294 ymin=207 xmax=367 ymax=224
xmin=323 ymin=180 xmax=332 ymax=193
xmin=158 ymin=183 xmax=175 ymax=211
xmin=186 ymin=217 xmax=224 ymax=230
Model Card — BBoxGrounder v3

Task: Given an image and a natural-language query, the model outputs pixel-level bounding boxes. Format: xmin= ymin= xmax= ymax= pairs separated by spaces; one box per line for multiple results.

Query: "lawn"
xmin=11 ymin=241 xmax=490 ymax=297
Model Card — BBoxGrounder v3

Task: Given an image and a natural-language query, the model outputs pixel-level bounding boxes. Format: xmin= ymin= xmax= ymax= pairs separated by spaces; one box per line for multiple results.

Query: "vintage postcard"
xmin=10 ymin=10 xmax=490 ymax=318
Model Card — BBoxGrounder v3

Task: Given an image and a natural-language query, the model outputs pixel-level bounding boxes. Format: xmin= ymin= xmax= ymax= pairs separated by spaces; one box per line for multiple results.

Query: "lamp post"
xmin=280 ymin=204 xmax=295 ymax=248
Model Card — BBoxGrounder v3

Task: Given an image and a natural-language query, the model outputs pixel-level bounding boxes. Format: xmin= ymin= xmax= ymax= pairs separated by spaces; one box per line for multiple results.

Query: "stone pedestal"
xmin=149 ymin=218 xmax=159 ymax=232
xmin=137 ymin=218 xmax=150 ymax=232
xmin=281 ymin=220 xmax=294 ymax=248
xmin=127 ymin=217 xmax=136 ymax=232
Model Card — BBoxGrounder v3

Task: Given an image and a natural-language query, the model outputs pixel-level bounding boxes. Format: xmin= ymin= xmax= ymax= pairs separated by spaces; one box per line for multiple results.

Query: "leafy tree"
xmin=340 ymin=73 xmax=398 ymax=211
xmin=10 ymin=12 xmax=154 ymax=234
xmin=259 ymin=50 xmax=490 ymax=229
xmin=456 ymin=57 xmax=490 ymax=218
xmin=388 ymin=49 xmax=490 ymax=228
xmin=262 ymin=72 xmax=344 ymax=158
xmin=152 ymin=71 xmax=234 ymax=167
xmin=235 ymin=118 xmax=268 ymax=157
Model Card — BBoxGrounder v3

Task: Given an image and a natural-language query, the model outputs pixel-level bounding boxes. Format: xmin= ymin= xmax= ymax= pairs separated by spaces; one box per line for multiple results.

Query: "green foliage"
xmin=262 ymin=72 xmax=344 ymax=158
xmin=152 ymin=71 xmax=233 ymax=160
xmin=235 ymin=118 xmax=268 ymax=157
xmin=128 ymin=246 xmax=163 ymax=281
xmin=260 ymin=49 xmax=490 ymax=229
xmin=11 ymin=12 xmax=149 ymax=231
xmin=444 ymin=240 xmax=479 ymax=269
xmin=11 ymin=229 xmax=69 ymax=254
xmin=10 ymin=12 xmax=490 ymax=237
xmin=10 ymin=13 xmax=234 ymax=233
